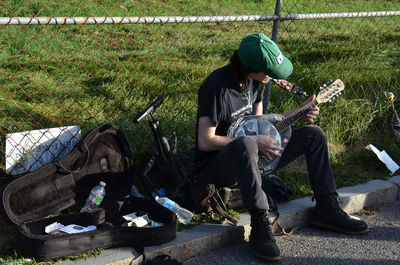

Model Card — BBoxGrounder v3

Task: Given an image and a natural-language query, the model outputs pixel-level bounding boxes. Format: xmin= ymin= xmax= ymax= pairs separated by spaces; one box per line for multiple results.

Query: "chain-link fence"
xmin=1 ymin=0 xmax=400 ymax=176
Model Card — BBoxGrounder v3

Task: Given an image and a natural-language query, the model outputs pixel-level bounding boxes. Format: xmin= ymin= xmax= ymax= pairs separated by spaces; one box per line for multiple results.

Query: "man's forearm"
xmin=198 ymin=134 xmax=235 ymax=152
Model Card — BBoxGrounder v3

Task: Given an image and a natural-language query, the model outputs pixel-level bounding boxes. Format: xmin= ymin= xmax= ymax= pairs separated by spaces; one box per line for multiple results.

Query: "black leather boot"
xmin=310 ymin=192 xmax=369 ymax=234
xmin=249 ymin=209 xmax=281 ymax=262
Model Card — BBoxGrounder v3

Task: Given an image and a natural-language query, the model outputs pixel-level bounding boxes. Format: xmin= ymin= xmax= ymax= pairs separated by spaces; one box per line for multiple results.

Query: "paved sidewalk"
xmin=59 ymin=176 xmax=400 ymax=265
xmin=184 ymin=200 xmax=400 ymax=265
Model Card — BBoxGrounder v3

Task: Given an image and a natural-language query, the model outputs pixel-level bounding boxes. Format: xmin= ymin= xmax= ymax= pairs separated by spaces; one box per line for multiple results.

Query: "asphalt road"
xmin=184 ymin=201 xmax=400 ymax=265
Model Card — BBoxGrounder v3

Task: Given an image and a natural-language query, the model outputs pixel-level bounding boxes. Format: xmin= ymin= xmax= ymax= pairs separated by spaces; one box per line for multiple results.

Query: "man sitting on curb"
xmin=194 ymin=33 xmax=369 ymax=262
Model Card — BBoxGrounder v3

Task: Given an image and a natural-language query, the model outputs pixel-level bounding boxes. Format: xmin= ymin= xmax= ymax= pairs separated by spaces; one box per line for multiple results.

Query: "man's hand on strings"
xmin=252 ymin=135 xmax=284 ymax=160
xmin=300 ymin=95 xmax=319 ymax=123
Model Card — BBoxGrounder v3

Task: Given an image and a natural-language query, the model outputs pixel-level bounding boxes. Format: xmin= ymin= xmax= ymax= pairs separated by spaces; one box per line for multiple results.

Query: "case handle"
xmin=55 ymin=141 xmax=90 ymax=173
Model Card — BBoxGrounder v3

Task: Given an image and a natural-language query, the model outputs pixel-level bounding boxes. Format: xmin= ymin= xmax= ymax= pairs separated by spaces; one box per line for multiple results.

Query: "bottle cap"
xmin=100 ymin=181 xmax=106 ymax=187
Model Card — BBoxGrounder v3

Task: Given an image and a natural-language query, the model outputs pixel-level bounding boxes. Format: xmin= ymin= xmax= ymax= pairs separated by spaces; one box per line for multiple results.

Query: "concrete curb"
xmin=59 ymin=176 xmax=400 ymax=265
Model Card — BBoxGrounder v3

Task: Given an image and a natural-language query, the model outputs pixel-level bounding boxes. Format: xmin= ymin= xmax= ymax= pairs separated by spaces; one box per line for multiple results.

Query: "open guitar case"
xmin=0 ymin=124 xmax=177 ymax=260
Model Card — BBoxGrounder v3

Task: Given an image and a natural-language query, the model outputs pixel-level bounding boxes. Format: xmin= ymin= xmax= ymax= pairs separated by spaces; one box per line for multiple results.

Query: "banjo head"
xmin=228 ymin=115 xmax=284 ymax=176
xmin=231 ymin=117 xmax=281 ymax=146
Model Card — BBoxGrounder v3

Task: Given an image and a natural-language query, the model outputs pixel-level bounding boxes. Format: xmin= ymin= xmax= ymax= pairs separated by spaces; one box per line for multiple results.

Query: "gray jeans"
xmin=198 ymin=125 xmax=337 ymax=210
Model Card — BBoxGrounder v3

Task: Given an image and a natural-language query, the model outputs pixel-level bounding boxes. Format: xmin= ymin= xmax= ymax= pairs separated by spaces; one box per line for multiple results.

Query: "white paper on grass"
xmin=5 ymin=126 xmax=81 ymax=175
xmin=365 ymin=144 xmax=400 ymax=174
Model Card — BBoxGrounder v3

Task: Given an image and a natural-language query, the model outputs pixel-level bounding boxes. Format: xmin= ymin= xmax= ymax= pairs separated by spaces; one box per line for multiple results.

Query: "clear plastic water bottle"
xmin=80 ymin=181 xmax=106 ymax=212
xmin=155 ymin=196 xmax=193 ymax=224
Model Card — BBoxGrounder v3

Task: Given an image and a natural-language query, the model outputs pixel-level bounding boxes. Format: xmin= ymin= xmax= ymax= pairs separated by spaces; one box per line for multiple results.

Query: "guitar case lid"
xmin=0 ymin=124 xmax=135 ymax=225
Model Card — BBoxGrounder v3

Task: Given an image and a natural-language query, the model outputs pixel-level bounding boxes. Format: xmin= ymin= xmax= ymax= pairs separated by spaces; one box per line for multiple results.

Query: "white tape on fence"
xmin=0 ymin=11 xmax=399 ymax=25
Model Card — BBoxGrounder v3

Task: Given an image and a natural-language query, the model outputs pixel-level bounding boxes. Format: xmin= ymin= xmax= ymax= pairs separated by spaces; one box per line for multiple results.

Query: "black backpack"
xmin=262 ymin=174 xmax=293 ymax=203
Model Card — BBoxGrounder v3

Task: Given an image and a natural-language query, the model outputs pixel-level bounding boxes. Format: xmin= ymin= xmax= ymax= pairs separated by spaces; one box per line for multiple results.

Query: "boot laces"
xmin=313 ymin=193 xmax=349 ymax=218
xmin=252 ymin=212 xmax=275 ymax=241
xmin=330 ymin=193 xmax=352 ymax=220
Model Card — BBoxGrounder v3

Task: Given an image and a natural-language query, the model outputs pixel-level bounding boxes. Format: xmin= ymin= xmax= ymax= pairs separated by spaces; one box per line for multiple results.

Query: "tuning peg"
xmin=338 ymin=92 xmax=342 ymax=95
xmin=328 ymin=99 xmax=332 ymax=103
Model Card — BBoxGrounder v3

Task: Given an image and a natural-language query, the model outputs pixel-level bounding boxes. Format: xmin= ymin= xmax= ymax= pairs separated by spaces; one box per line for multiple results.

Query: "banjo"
xmin=227 ymin=79 xmax=345 ymax=176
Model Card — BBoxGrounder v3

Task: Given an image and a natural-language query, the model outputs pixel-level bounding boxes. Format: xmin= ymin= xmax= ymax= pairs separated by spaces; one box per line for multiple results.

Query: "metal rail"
xmin=1 ymin=11 xmax=399 ymax=26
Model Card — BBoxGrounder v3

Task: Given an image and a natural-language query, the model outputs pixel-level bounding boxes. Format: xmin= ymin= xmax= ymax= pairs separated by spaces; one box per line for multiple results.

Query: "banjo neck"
xmin=274 ymin=79 xmax=345 ymax=134
xmin=274 ymin=101 xmax=317 ymax=134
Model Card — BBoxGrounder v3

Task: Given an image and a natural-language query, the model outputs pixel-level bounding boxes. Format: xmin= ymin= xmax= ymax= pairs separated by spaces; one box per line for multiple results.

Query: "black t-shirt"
xmin=196 ymin=64 xmax=265 ymax=161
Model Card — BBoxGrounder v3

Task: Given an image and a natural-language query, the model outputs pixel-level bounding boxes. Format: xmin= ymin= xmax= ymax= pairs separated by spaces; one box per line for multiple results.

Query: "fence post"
xmin=272 ymin=0 xmax=282 ymax=42
xmin=263 ymin=0 xmax=282 ymax=113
